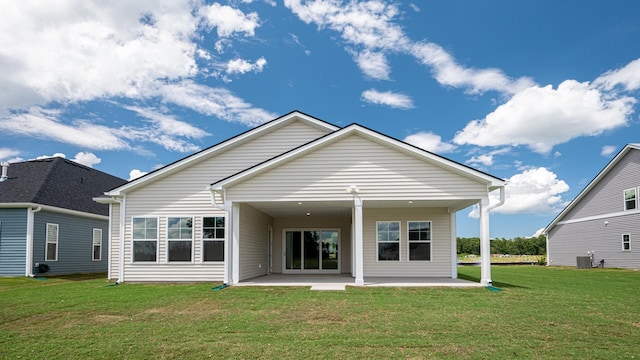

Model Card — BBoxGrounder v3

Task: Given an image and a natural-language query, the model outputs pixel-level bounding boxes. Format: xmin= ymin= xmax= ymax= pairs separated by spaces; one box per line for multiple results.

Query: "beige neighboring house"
xmin=96 ymin=111 xmax=506 ymax=286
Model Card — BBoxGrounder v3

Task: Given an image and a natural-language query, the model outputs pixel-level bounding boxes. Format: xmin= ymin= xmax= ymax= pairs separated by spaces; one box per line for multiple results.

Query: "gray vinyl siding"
xmin=238 ymin=203 xmax=271 ymax=281
xmin=548 ymin=213 xmax=640 ymax=268
xmin=227 ymin=134 xmax=486 ymax=202
xmin=0 ymin=208 xmax=28 ymax=276
xmin=363 ymin=207 xmax=452 ymax=277
xmin=563 ymin=149 xmax=640 ymax=219
xmin=117 ymin=120 xmax=329 ymax=282
xmin=32 ymin=211 xmax=108 ymax=275
xmin=272 ymin=214 xmax=352 ymax=274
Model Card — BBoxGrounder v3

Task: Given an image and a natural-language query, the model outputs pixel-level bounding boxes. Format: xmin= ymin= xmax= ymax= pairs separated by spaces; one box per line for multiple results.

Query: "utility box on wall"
xmin=576 ymin=256 xmax=591 ymax=269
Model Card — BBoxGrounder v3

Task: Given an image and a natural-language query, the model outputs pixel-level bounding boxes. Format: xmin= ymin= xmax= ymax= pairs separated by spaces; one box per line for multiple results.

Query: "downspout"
xmin=487 ymin=186 xmax=506 ymax=212
xmin=26 ymin=206 xmax=42 ymax=277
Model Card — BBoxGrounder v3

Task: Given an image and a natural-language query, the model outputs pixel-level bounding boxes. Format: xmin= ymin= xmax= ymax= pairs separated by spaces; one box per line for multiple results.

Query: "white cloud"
xmin=495 ymin=167 xmax=569 ymax=215
xmin=594 ymin=58 xmax=640 ymax=92
xmin=129 ymin=169 xmax=148 ymax=181
xmin=601 ymin=145 xmax=618 ymax=156
xmin=0 ymin=107 xmax=129 ymax=150
xmin=0 ymin=148 xmax=20 ymax=161
xmin=409 ymin=3 xmax=421 ymax=12
xmin=453 ymin=80 xmax=636 ymax=154
xmin=530 ymin=228 xmax=545 ymax=238
xmin=159 ymin=81 xmax=277 ymax=126
xmin=403 ymin=132 xmax=456 ymax=153
xmin=361 ymin=89 xmax=414 ymax=109
xmin=0 ymin=1 xmax=273 ymax=151
xmin=465 ymin=147 xmax=512 ymax=168
xmin=225 ymin=57 xmax=267 ymax=75
xmin=284 ymin=0 xmax=534 ymax=96
xmin=71 ymin=152 xmax=101 ymax=167
xmin=199 ymin=3 xmax=260 ymax=38
xmin=355 ymin=50 xmax=390 ymax=80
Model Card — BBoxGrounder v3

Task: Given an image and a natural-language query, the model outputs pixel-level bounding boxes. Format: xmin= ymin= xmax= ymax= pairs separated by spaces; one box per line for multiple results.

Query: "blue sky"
xmin=1 ymin=1 xmax=639 ymax=239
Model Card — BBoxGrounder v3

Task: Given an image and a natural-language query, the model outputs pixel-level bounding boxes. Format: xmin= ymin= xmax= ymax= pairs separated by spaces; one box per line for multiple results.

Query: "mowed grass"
xmin=1 ymin=267 xmax=639 ymax=359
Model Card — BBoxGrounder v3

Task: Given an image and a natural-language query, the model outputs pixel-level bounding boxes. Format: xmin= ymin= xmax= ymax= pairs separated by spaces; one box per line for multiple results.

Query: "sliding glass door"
xmin=285 ymin=229 xmax=339 ymax=273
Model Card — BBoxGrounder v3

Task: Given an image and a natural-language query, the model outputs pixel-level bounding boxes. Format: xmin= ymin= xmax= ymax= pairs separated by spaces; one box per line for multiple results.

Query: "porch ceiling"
xmin=246 ymin=199 xmax=479 ymax=218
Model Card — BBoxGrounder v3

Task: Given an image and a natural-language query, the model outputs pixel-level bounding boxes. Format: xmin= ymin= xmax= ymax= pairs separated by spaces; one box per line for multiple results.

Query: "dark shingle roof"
xmin=0 ymin=157 xmax=127 ymax=216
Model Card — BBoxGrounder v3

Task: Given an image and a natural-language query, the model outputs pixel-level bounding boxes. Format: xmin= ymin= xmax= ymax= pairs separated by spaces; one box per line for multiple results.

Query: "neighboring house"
xmin=96 ymin=111 xmax=506 ymax=285
xmin=545 ymin=144 xmax=640 ymax=268
xmin=0 ymin=157 xmax=127 ymax=276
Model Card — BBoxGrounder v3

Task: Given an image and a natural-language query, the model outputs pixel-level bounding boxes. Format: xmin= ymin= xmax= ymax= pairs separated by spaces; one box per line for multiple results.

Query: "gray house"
xmin=0 ymin=157 xmax=126 ymax=276
xmin=545 ymin=144 xmax=640 ymax=268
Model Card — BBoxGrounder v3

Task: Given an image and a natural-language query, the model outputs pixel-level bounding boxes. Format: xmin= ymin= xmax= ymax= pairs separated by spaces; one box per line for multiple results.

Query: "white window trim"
xmin=407 ymin=220 xmax=432 ymax=262
xmin=166 ymin=216 xmax=195 ymax=263
xmin=622 ymin=233 xmax=631 ymax=251
xmin=92 ymin=228 xmax=102 ymax=261
xmin=623 ymin=188 xmax=637 ymax=211
xmin=376 ymin=220 xmax=401 ymax=262
xmin=131 ymin=216 xmax=159 ymax=263
xmin=45 ymin=223 xmax=59 ymax=262
xmin=201 ymin=215 xmax=226 ymax=263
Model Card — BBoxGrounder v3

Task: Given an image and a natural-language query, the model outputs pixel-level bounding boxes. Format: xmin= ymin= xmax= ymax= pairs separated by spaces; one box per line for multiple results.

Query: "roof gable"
xmin=545 ymin=143 xmax=640 ymax=232
xmin=106 ymin=110 xmax=339 ymax=196
xmin=212 ymin=123 xmax=506 ymax=190
xmin=0 ymin=157 xmax=127 ymax=215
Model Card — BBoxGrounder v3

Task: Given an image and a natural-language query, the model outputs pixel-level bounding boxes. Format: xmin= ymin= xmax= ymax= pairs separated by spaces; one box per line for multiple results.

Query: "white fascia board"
xmin=0 ymin=202 xmax=109 ymax=220
xmin=106 ymin=111 xmax=339 ymax=196
xmin=213 ymin=124 xmax=506 ymax=190
xmin=545 ymin=144 xmax=639 ymax=233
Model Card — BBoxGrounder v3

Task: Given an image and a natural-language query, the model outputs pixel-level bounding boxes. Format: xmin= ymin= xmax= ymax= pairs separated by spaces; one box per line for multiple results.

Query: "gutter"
xmin=487 ymin=185 xmax=506 ymax=212
xmin=26 ymin=206 xmax=42 ymax=277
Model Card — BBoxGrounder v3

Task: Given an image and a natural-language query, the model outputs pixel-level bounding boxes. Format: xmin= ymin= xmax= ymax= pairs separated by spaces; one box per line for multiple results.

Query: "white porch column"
xmin=450 ymin=211 xmax=457 ymax=279
xmin=224 ymin=202 xmax=240 ymax=285
xmin=479 ymin=197 xmax=492 ymax=286
xmin=353 ymin=196 xmax=364 ymax=286
xmin=232 ymin=202 xmax=240 ymax=284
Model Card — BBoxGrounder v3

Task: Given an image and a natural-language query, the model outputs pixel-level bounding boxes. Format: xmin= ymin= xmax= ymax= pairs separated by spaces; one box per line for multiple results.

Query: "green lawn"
xmin=1 ymin=267 xmax=639 ymax=359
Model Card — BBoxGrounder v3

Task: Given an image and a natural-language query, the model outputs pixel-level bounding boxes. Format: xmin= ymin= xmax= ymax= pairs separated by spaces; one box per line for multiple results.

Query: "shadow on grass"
xmin=457 ymin=272 xmax=529 ymax=289
xmin=36 ymin=272 xmax=107 ymax=281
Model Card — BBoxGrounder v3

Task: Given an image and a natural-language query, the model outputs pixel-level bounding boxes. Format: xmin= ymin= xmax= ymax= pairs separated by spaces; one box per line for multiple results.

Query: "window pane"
xmin=389 ymin=231 xmax=400 ymax=241
xmin=203 ymin=229 xmax=215 ymax=239
xmin=93 ymin=245 xmax=101 ymax=260
xmin=215 ymin=229 xmax=225 ymax=239
xmin=133 ymin=228 xmax=145 ymax=239
xmin=410 ymin=243 xmax=431 ymax=261
xmin=203 ymin=217 xmax=215 ymax=227
xmin=215 ymin=217 xmax=225 ymax=228
xmin=134 ymin=241 xmax=157 ymax=262
xmin=146 ymin=228 xmax=157 ymax=239
xmin=377 ymin=222 xmax=389 ymax=232
xmin=46 ymin=243 xmax=57 ymax=261
xmin=389 ymin=222 xmax=400 ymax=232
xmin=409 ymin=231 xmax=420 ymax=241
xmin=168 ymin=241 xmax=192 ymax=262
xmin=146 ymin=218 xmax=157 ymax=228
xmin=304 ymin=231 xmax=320 ymax=270
xmin=168 ymin=228 xmax=180 ymax=239
xmin=378 ymin=243 xmax=399 ymax=261
xmin=203 ymin=240 xmax=224 ymax=261
xmin=378 ymin=230 xmax=389 ymax=241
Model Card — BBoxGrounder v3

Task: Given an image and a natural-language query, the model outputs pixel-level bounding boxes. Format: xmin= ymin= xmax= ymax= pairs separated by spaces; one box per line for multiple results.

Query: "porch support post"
xmin=450 ymin=211 xmax=457 ymax=279
xmin=224 ymin=202 xmax=240 ymax=285
xmin=479 ymin=197 xmax=492 ymax=286
xmin=353 ymin=196 xmax=364 ymax=286
xmin=232 ymin=202 xmax=240 ymax=285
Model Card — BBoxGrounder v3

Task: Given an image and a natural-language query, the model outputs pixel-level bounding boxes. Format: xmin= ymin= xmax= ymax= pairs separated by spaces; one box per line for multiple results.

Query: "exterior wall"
xmin=272 ymin=214 xmax=352 ymax=274
xmin=563 ymin=149 xmax=640 ymax=219
xmin=238 ymin=204 xmax=272 ymax=281
xmin=363 ymin=207 xmax=452 ymax=277
xmin=548 ymin=148 xmax=640 ymax=268
xmin=0 ymin=208 xmax=28 ymax=276
xmin=227 ymin=134 xmax=486 ymax=202
xmin=32 ymin=210 xmax=109 ymax=275
xmin=116 ymin=120 xmax=328 ymax=282
xmin=548 ymin=214 xmax=640 ymax=268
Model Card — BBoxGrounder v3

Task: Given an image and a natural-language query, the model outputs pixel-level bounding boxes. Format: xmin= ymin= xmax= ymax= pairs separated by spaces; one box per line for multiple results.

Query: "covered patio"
xmin=234 ymin=274 xmax=482 ymax=290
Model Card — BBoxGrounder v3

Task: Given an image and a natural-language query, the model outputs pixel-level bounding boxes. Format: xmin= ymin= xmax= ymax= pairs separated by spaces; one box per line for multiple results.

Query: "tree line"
xmin=457 ymin=235 xmax=546 ymax=255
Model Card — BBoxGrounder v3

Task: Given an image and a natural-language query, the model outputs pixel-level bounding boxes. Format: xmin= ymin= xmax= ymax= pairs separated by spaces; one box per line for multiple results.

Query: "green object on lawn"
xmin=212 ymin=284 xmax=229 ymax=291
xmin=486 ymin=285 xmax=503 ymax=292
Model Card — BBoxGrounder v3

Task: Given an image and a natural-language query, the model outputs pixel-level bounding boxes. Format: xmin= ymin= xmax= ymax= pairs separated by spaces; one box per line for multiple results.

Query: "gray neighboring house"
xmin=0 ymin=157 xmax=126 ymax=276
xmin=545 ymin=144 xmax=640 ymax=268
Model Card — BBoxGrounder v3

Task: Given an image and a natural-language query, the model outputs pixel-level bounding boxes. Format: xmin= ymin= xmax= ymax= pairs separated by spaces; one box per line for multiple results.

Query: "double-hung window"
xmin=377 ymin=221 xmax=400 ymax=261
xmin=622 ymin=234 xmax=631 ymax=251
xmin=92 ymin=228 xmax=102 ymax=261
xmin=408 ymin=221 xmax=431 ymax=261
xmin=624 ymin=188 xmax=637 ymax=210
xmin=132 ymin=217 xmax=158 ymax=262
xmin=167 ymin=217 xmax=193 ymax=262
xmin=46 ymin=223 xmax=58 ymax=261
xmin=202 ymin=217 xmax=225 ymax=261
